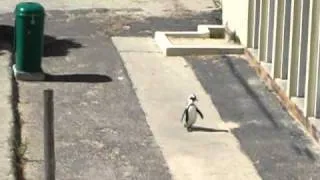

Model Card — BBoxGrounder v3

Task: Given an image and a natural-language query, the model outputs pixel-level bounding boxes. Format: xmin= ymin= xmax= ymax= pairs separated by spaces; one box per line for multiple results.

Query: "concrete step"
xmin=154 ymin=25 xmax=245 ymax=56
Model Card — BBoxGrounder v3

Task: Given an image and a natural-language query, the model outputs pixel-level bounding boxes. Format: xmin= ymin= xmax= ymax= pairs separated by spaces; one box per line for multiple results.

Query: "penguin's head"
xmin=188 ymin=94 xmax=197 ymax=102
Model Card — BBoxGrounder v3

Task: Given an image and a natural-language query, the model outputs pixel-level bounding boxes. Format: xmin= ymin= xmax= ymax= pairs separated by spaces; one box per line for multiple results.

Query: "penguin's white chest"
xmin=187 ymin=105 xmax=197 ymax=125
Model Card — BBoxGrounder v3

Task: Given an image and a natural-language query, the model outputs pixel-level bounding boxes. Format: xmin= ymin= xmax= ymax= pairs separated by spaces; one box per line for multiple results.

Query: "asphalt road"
xmin=0 ymin=7 xmax=220 ymax=180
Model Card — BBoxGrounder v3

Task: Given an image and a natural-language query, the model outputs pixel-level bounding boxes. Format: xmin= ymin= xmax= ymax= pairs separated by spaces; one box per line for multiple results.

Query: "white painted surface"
xmin=222 ymin=0 xmax=249 ymax=46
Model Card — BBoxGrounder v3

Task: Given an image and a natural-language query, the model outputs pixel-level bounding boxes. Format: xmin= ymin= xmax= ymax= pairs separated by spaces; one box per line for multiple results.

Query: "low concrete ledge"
xmin=260 ymin=62 xmax=272 ymax=75
xmin=154 ymin=31 xmax=172 ymax=53
xmin=197 ymin=24 xmax=225 ymax=38
xmin=154 ymin=24 xmax=245 ymax=56
xmin=310 ymin=117 xmax=320 ymax=142
xmin=275 ymin=78 xmax=288 ymax=92
xmin=291 ymin=97 xmax=305 ymax=114
xmin=165 ymin=31 xmax=210 ymax=38
xmin=166 ymin=46 xmax=244 ymax=56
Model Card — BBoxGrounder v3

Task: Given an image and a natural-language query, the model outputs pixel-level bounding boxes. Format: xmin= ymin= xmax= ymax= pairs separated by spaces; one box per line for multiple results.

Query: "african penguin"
xmin=181 ymin=94 xmax=204 ymax=132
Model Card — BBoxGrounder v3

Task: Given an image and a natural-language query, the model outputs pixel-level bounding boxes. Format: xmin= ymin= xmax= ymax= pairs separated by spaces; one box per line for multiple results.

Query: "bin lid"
xmin=15 ymin=2 xmax=45 ymax=16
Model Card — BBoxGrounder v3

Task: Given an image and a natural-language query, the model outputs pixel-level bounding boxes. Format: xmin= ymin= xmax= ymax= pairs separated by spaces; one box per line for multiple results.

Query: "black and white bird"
xmin=181 ymin=94 xmax=204 ymax=132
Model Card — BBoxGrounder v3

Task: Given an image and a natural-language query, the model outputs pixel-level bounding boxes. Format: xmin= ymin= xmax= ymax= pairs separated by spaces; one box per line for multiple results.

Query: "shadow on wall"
xmin=0 ymin=25 xmax=82 ymax=57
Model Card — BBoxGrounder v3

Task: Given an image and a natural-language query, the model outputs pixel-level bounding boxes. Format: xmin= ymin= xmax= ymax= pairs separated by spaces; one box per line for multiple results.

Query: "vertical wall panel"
xmin=280 ymin=0 xmax=292 ymax=79
xmin=258 ymin=0 xmax=269 ymax=61
xmin=266 ymin=0 xmax=276 ymax=63
xmin=304 ymin=0 xmax=320 ymax=117
xmin=287 ymin=0 xmax=303 ymax=97
xmin=253 ymin=0 xmax=261 ymax=48
xmin=296 ymin=0 xmax=311 ymax=97
xmin=272 ymin=0 xmax=285 ymax=78
xmin=247 ymin=0 xmax=255 ymax=47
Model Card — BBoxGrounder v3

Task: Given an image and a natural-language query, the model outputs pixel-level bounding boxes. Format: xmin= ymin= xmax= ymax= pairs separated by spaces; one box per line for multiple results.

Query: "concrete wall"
xmin=222 ymin=0 xmax=320 ymax=122
xmin=222 ymin=0 xmax=250 ymax=45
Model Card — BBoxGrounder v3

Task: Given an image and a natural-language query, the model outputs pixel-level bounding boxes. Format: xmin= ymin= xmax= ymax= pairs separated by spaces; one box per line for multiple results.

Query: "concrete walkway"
xmin=112 ymin=37 xmax=261 ymax=180
xmin=112 ymin=37 xmax=320 ymax=179
xmin=0 ymin=51 xmax=14 ymax=180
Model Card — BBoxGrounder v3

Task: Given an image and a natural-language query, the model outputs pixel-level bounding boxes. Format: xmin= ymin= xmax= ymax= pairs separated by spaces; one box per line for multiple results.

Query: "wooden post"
xmin=44 ymin=89 xmax=55 ymax=180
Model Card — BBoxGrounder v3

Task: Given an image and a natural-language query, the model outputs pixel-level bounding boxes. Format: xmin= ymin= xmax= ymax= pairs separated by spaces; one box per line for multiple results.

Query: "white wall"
xmin=222 ymin=0 xmax=249 ymax=45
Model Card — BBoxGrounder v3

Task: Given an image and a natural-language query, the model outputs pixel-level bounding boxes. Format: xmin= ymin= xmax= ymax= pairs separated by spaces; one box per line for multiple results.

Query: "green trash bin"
xmin=12 ymin=2 xmax=46 ymax=81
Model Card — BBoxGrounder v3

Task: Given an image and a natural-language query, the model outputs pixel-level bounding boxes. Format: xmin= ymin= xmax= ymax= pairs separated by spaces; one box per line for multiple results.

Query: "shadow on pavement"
xmin=185 ymin=55 xmax=320 ymax=179
xmin=43 ymin=36 xmax=82 ymax=57
xmin=45 ymin=74 xmax=112 ymax=83
xmin=0 ymin=25 xmax=82 ymax=57
xmin=190 ymin=126 xmax=229 ymax=133
xmin=223 ymin=55 xmax=280 ymax=128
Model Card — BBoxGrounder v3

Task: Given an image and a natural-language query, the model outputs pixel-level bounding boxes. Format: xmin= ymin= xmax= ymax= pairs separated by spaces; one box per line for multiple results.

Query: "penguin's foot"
xmin=187 ymin=127 xmax=192 ymax=132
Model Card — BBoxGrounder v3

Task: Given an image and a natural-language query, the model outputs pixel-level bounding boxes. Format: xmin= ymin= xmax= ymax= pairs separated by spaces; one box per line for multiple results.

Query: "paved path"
xmin=111 ymin=37 xmax=320 ymax=179
xmin=0 ymin=51 xmax=14 ymax=180
xmin=112 ymin=37 xmax=261 ymax=180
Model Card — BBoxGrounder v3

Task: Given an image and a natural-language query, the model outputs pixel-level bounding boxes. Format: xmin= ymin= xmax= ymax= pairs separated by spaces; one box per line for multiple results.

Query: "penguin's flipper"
xmin=196 ymin=108 xmax=204 ymax=119
xmin=181 ymin=108 xmax=187 ymax=122
xmin=185 ymin=108 xmax=189 ymax=123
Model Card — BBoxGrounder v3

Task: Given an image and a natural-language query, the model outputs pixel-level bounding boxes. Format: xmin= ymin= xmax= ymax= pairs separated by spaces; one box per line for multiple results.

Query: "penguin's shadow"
xmin=189 ymin=126 xmax=229 ymax=133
